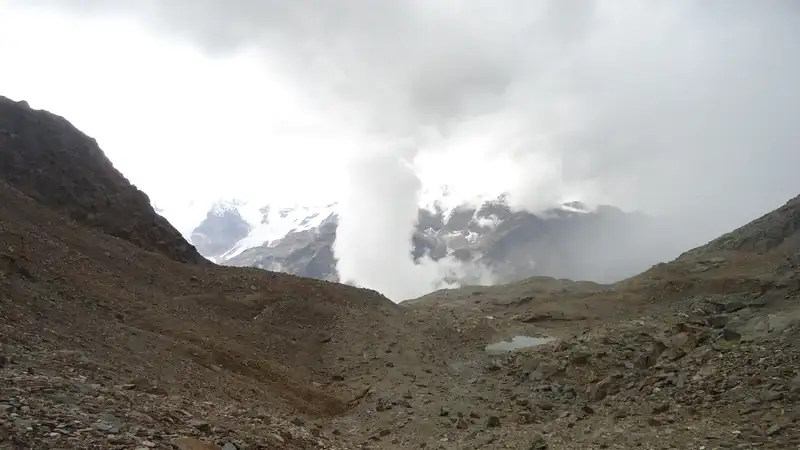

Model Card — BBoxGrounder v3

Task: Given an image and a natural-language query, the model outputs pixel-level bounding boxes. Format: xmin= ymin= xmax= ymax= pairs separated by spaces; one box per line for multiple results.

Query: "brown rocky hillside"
xmin=0 ymin=96 xmax=205 ymax=264
xmin=0 ymin=96 xmax=467 ymax=449
xmin=682 ymin=194 xmax=800 ymax=256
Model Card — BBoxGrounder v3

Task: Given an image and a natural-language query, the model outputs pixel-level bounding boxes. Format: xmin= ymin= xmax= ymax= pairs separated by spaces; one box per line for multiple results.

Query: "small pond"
xmin=485 ymin=335 xmax=555 ymax=354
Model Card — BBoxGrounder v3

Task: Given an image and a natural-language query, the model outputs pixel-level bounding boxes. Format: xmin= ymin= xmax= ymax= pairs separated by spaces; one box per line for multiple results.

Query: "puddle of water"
xmin=485 ymin=335 xmax=555 ymax=354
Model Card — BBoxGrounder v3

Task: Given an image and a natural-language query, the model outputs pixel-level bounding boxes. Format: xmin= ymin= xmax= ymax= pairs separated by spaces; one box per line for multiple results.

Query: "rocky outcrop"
xmin=683 ymin=194 xmax=800 ymax=256
xmin=0 ymin=96 xmax=206 ymax=264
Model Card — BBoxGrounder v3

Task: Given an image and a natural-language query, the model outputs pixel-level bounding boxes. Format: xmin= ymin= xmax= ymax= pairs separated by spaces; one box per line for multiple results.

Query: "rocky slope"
xmin=2 ymin=97 xmax=800 ymax=449
xmin=681 ymin=194 xmax=800 ymax=256
xmin=0 ymin=97 xmax=465 ymax=449
xmin=190 ymin=196 xmax=674 ymax=286
xmin=395 ymin=203 xmax=800 ymax=449
xmin=0 ymin=96 xmax=206 ymax=265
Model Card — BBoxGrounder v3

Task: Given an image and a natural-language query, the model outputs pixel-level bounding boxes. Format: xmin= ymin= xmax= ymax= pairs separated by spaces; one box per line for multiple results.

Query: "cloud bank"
xmin=18 ymin=0 xmax=800 ymax=299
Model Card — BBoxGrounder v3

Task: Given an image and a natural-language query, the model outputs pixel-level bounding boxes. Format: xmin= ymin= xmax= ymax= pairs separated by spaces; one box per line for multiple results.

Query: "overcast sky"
xmin=2 ymin=1 xmax=799 ymax=298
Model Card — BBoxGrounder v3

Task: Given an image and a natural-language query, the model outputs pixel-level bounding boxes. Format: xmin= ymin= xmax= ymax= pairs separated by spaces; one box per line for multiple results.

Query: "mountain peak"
xmin=561 ymin=200 xmax=591 ymax=213
xmin=190 ymin=200 xmax=338 ymax=261
xmin=209 ymin=198 xmax=247 ymax=217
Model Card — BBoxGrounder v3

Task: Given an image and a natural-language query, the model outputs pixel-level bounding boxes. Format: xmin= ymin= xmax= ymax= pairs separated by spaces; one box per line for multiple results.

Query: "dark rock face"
xmin=0 ymin=96 xmax=206 ymax=264
xmin=191 ymin=208 xmax=251 ymax=259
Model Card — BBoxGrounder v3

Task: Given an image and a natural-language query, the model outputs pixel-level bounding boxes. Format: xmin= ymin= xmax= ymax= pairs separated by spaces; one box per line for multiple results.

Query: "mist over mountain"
xmin=11 ymin=0 xmax=799 ymax=299
xmin=184 ymin=195 xmax=680 ymax=298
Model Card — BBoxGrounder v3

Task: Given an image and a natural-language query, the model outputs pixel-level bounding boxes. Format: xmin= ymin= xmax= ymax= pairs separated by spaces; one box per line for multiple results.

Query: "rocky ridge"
xmin=682 ymin=194 xmax=800 ymax=256
xmin=0 ymin=96 xmax=206 ymax=265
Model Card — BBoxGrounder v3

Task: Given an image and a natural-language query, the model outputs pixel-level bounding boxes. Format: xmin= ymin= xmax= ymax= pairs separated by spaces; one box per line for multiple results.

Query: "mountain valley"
xmin=1 ymin=96 xmax=800 ymax=449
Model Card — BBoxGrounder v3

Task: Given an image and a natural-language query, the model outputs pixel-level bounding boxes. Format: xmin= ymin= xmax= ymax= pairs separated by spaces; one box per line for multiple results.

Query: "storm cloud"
xmin=18 ymin=0 xmax=800 ymax=298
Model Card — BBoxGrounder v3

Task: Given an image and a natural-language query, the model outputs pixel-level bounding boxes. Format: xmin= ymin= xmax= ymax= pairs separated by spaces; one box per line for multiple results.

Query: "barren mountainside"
xmin=682 ymin=194 xmax=800 ymax=256
xmin=0 ymin=96 xmax=206 ymax=265
xmin=0 ymin=96 xmax=459 ymax=449
xmin=2 ymin=96 xmax=800 ymax=449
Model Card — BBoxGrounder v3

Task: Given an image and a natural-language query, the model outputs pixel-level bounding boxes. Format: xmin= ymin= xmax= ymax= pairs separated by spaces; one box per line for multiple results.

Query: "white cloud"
xmin=3 ymin=1 xmax=800 ymax=299
xmin=0 ymin=5 xmax=357 ymax=231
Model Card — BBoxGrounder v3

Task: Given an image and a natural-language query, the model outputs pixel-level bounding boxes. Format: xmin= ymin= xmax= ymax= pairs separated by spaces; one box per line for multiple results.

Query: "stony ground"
xmin=0 ymin=348 xmax=353 ymax=450
xmin=330 ymin=270 xmax=800 ymax=449
xmin=4 ymin=249 xmax=800 ymax=450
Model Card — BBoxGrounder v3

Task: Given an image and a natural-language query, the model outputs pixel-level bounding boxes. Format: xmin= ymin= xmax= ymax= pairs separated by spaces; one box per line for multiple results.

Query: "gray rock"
xmin=723 ymin=375 xmax=741 ymax=389
xmin=689 ymin=264 xmax=710 ymax=273
xmin=527 ymin=433 xmax=548 ymax=449
xmin=189 ymin=419 xmax=211 ymax=432
xmin=589 ymin=375 xmax=618 ymax=401
xmin=768 ymin=315 xmax=796 ymax=334
xmin=13 ymin=418 xmax=33 ymax=430
xmin=747 ymin=293 xmax=778 ymax=308
xmin=93 ymin=414 xmax=123 ymax=434
xmin=761 ymin=390 xmax=783 ymax=402
xmin=722 ymin=328 xmax=742 ymax=341
xmin=707 ymin=315 xmax=729 ymax=328
xmin=652 ymin=402 xmax=670 ymax=414
xmin=707 ymin=256 xmax=727 ymax=263
xmin=534 ymin=400 xmax=555 ymax=411
xmin=518 ymin=411 xmax=536 ymax=424
xmin=723 ymin=301 xmax=747 ymax=313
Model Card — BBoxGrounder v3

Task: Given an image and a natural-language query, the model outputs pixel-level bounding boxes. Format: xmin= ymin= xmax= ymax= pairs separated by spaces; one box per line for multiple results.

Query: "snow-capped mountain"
xmin=189 ymin=200 xmax=251 ymax=260
xmin=184 ymin=195 xmax=675 ymax=285
xmin=187 ymin=199 xmax=337 ymax=264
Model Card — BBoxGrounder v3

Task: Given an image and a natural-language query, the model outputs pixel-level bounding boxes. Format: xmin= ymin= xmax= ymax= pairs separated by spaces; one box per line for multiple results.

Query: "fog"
xmin=20 ymin=0 xmax=800 ymax=299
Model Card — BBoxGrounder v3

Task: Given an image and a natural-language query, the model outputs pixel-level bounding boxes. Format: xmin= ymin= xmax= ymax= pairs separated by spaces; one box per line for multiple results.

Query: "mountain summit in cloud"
xmin=187 ymin=195 xmax=674 ymax=300
xmin=8 ymin=0 xmax=799 ymax=300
